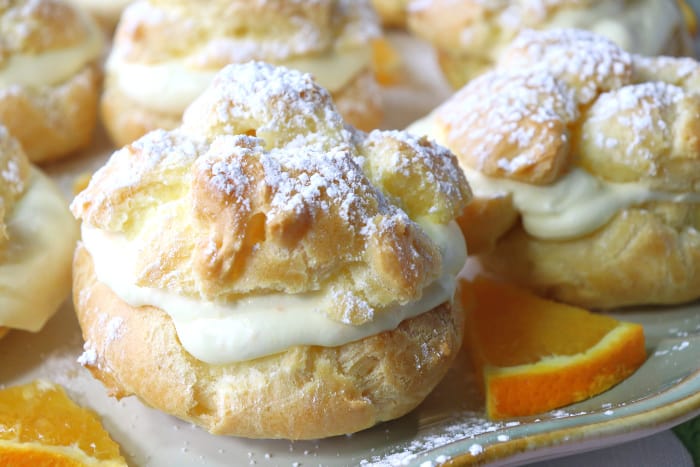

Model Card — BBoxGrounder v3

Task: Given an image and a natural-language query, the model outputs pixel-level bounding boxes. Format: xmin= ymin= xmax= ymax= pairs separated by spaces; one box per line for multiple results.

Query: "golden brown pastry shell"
xmin=468 ymin=202 xmax=700 ymax=309
xmin=101 ymin=67 xmax=382 ymax=147
xmin=0 ymin=65 xmax=100 ymax=163
xmin=73 ymin=244 xmax=463 ymax=439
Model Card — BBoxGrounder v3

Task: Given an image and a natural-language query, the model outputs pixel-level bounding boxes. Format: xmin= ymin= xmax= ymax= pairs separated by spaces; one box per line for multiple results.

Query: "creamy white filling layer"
xmin=0 ymin=170 xmax=78 ymax=331
xmin=407 ymin=117 xmax=700 ymax=240
xmin=107 ymin=48 xmax=371 ymax=114
xmin=0 ymin=12 xmax=103 ymax=88
xmin=81 ymin=220 xmax=466 ymax=364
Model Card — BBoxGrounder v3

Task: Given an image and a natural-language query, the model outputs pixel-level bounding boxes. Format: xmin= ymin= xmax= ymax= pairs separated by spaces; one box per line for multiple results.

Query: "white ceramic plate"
xmin=2 ymin=32 xmax=699 ymax=467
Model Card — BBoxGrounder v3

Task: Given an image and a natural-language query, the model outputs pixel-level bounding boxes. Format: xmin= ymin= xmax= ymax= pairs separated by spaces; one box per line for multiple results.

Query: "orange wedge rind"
xmin=461 ymin=277 xmax=647 ymax=420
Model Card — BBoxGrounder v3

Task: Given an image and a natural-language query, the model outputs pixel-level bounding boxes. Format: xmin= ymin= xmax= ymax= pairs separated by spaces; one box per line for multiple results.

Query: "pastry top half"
xmin=408 ymin=0 xmax=693 ymax=65
xmin=0 ymin=0 xmax=103 ymax=89
xmin=106 ymin=0 xmax=381 ymax=115
xmin=0 ymin=125 xmax=78 ymax=333
xmin=410 ymin=28 xmax=700 ymax=307
xmin=74 ymin=61 xmax=471 ymax=363
xmin=418 ymin=29 xmax=700 ymax=236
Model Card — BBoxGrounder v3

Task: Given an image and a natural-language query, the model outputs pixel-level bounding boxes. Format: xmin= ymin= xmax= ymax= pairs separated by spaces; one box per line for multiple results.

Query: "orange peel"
xmin=460 ymin=277 xmax=647 ymax=420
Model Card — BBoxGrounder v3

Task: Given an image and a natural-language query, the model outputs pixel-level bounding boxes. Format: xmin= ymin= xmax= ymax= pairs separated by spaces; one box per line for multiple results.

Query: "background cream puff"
xmin=407 ymin=0 xmax=696 ymax=88
xmin=410 ymin=29 xmax=700 ymax=309
xmin=0 ymin=125 xmax=78 ymax=339
xmin=101 ymin=0 xmax=384 ymax=147
xmin=0 ymin=0 xmax=103 ymax=163
xmin=72 ymin=62 xmax=471 ymax=439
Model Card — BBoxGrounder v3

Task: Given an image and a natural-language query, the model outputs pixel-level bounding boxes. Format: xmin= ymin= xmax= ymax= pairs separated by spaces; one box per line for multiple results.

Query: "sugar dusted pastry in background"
xmin=0 ymin=0 xmax=103 ymax=163
xmin=409 ymin=29 xmax=700 ymax=309
xmin=101 ymin=0 xmax=384 ymax=147
xmin=408 ymin=0 xmax=696 ymax=88
xmin=73 ymin=62 xmax=471 ymax=439
xmin=372 ymin=0 xmax=409 ymax=27
xmin=0 ymin=126 xmax=78 ymax=339
xmin=66 ymin=0 xmax=132 ymax=30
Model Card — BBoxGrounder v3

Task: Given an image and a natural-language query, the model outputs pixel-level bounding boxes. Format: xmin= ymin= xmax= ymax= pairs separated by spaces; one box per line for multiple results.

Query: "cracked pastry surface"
xmin=409 ymin=29 xmax=700 ymax=309
xmin=0 ymin=0 xmax=103 ymax=163
xmin=407 ymin=0 xmax=695 ymax=88
xmin=72 ymin=62 xmax=471 ymax=439
xmin=0 ymin=125 xmax=78 ymax=338
xmin=101 ymin=0 xmax=384 ymax=147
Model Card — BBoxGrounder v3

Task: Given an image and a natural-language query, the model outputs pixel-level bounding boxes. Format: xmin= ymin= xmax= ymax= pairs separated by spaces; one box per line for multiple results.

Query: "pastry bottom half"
xmin=73 ymin=244 xmax=463 ymax=440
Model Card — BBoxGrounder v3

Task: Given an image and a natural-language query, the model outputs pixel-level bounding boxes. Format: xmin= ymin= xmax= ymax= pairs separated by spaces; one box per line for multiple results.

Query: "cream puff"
xmin=65 ymin=0 xmax=132 ymax=30
xmin=0 ymin=125 xmax=78 ymax=339
xmin=0 ymin=0 xmax=104 ymax=163
xmin=407 ymin=0 xmax=696 ymax=88
xmin=72 ymin=62 xmax=471 ymax=439
xmin=409 ymin=28 xmax=700 ymax=309
xmin=101 ymin=0 xmax=384 ymax=147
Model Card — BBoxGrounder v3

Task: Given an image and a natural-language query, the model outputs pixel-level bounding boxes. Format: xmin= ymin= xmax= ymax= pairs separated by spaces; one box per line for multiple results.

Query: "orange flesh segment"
xmin=0 ymin=380 xmax=127 ymax=466
xmin=372 ymin=38 xmax=403 ymax=86
xmin=461 ymin=277 xmax=647 ymax=420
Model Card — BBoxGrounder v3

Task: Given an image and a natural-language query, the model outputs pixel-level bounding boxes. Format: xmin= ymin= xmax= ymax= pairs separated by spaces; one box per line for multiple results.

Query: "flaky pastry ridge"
xmin=408 ymin=0 xmax=694 ymax=88
xmin=74 ymin=62 xmax=470 ymax=325
xmin=419 ymin=29 xmax=700 ymax=308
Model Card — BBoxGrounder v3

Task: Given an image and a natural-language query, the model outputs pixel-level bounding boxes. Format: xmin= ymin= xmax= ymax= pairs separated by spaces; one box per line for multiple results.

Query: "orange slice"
xmin=460 ymin=277 xmax=646 ymax=420
xmin=372 ymin=38 xmax=403 ymax=86
xmin=0 ymin=380 xmax=127 ymax=466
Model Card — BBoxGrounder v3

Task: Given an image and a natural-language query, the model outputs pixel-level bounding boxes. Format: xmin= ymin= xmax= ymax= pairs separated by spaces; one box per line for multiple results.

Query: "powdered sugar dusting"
xmin=501 ymin=28 xmax=632 ymax=105
xmin=359 ymin=413 xmax=512 ymax=466
xmin=438 ymin=69 xmax=577 ymax=175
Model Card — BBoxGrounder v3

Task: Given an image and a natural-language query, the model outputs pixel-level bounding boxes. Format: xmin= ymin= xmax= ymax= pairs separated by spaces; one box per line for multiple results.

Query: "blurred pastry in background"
xmin=66 ymin=0 xmax=133 ymax=31
xmin=0 ymin=125 xmax=78 ymax=340
xmin=72 ymin=61 xmax=471 ymax=439
xmin=101 ymin=0 xmax=384 ymax=147
xmin=0 ymin=0 xmax=104 ymax=163
xmin=409 ymin=28 xmax=700 ymax=309
xmin=372 ymin=0 xmax=409 ymax=27
xmin=407 ymin=0 xmax=696 ymax=88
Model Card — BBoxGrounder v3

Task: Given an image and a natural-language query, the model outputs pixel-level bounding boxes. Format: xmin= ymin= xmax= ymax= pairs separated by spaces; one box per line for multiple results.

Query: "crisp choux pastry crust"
xmin=407 ymin=0 xmax=695 ymax=88
xmin=410 ymin=29 xmax=700 ymax=309
xmin=101 ymin=0 xmax=384 ymax=147
xmin=0 ymin=0 xmax=104 ymax=163
xmin=73 ymin=62 xmax=471 ymax=438
xmin=0 ymin=125 xmax=78 ymax=338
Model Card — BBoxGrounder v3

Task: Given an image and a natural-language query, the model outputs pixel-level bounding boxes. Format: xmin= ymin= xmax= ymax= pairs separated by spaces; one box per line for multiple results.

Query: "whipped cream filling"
xmin=542 ymin=0 xmax=681 ymax=56
xmin=407 ymin=116 xmax=700 ymax=240
xmin=81 ymin=220 xmax=466 ymax=364
xmin=0 ymin=11 xmax=103 ymax=88
xmin=107 ymin=47 xmax=371 ymax=114
xmin=0 ymin=170 xmax=78 ymax=331
xmin=462 ymin=167 xmax=700 ymax=239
